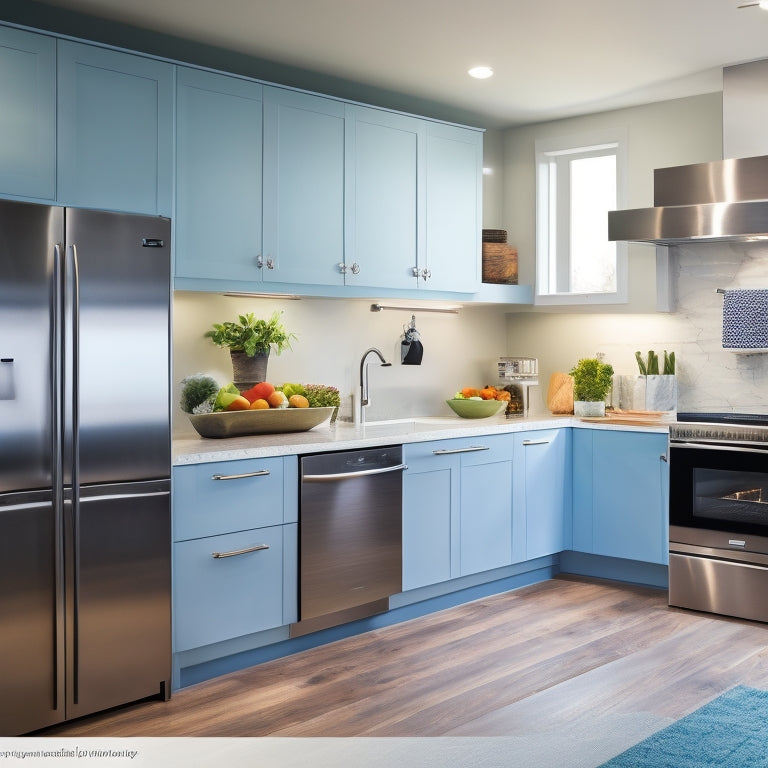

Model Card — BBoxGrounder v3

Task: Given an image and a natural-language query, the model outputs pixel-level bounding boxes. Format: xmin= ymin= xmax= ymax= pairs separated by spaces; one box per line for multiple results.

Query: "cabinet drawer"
xmin=173 ymin=456 xmax=297 ymax=541
xmin=404 ymin=434 xmax=513 ymax=471
xmin=173 ymin=525 xmax=290 ymax=651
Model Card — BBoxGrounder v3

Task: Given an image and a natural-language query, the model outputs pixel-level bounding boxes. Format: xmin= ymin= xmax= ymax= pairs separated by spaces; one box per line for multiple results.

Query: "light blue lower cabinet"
xmin=514 ymin=428 xmax=572 ymax=561
xmin=458 ymin=442 xmax=514 ymax=576
xmin=173 ymin=523 xmax=296 ymax=652
xmin=572 ymin=429 xmax=669 ymax=565
xmin=402 ymin=435 xmax=515 ymax=591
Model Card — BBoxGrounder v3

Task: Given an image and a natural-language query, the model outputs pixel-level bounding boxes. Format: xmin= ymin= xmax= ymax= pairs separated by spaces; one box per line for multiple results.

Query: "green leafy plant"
xmin=635 ymin=350 xmax=675 ymax=376
xmin=570 ymin=358 xmax=614 ymax=402
xmin=205 ymin=311 xmax=296 ymax=357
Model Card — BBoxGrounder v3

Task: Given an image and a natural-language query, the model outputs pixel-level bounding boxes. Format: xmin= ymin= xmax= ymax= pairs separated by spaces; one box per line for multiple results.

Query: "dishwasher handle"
xmin=303 ymin=463 xmax=408 ymax=482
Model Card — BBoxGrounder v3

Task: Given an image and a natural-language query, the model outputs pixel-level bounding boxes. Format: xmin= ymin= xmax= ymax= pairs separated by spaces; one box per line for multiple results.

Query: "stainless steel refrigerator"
xmin=0 ymin=200 xmax=172 ymax=736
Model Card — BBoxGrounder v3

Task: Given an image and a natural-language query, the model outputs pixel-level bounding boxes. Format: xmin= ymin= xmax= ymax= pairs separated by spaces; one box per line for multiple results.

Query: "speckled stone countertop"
xmin=172 ymin=413 xmax=670 ymax=466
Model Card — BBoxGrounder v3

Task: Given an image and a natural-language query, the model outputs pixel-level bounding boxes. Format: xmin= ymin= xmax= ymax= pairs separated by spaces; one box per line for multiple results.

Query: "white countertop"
xmin=173 ymin=413 xmax=670 ymax=466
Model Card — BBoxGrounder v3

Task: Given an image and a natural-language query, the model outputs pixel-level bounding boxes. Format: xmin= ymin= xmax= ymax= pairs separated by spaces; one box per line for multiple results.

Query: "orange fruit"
xmin=267 ymin=391 xmax=287 ymax=408
xmin=225 ymin=395 xmax=251 ymax=411
xmin=288 ymin=394 xmax=309 ymax=408
xmin=248 ymin=398 xmax=270 ymax=410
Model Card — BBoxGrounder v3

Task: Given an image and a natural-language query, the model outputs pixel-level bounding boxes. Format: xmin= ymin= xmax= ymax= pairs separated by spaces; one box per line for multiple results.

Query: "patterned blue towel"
xmin=722 ymin=289 xmax=768 ymax=349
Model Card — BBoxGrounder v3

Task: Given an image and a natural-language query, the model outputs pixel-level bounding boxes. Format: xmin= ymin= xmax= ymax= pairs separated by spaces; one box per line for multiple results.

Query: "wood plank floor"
xmin=37 ymin=575 xmax=768 ymax=739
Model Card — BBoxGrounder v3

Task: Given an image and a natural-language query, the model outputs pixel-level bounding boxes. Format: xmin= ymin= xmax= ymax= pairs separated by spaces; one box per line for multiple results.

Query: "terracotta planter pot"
xmin=230 ymin=350 xmax=269 ymax=390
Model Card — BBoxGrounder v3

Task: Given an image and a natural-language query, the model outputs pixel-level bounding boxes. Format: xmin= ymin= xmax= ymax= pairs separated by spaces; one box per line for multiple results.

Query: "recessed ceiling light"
xmin=468 ymin=66 xmax=494 ymax=80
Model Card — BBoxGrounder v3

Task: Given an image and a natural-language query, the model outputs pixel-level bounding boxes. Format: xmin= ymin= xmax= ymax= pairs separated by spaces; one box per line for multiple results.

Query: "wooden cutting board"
xmin=580 ymin=409 xmax=670 ymax=427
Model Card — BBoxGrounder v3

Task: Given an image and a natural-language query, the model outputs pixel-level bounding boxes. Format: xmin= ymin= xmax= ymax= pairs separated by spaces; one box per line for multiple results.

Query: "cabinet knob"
xmin=256 ymin=255 xmax=263 ymax=269
xmin=266 ymin=257 xmax=275 ymax=270
xmin=350 ymin=262 xmax=361 ymax=275
xmin=420 ymin=268 xmax=432 ymax=281
xmin=412 ymin=266 xmax=419 ymax=278
xmin=337 ymin=262 xmax=347 ymax=274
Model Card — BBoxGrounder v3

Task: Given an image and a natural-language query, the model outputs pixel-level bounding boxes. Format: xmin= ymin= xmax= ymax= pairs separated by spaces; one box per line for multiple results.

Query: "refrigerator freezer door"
xmin=0 ymin=490 xmax=64 ymax=735
xmin=0 ymin=202 xmax=63 ymax=494
xmin=65 ymin=480 xmax=171 ymax=719
xmin=64 ymin=208 xmax=171 ymax=486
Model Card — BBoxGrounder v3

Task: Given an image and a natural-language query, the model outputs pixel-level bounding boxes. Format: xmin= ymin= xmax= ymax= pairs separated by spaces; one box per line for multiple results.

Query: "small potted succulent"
xmin=205 ymin=311 xmax=296 ymax=389
xmin=570 ymin=357 xmax=614 ymax=417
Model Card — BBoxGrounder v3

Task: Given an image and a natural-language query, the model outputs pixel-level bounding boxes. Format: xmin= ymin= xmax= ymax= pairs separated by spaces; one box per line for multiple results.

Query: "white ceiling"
xmin=32 ymin=0 xmax=768 ymax=128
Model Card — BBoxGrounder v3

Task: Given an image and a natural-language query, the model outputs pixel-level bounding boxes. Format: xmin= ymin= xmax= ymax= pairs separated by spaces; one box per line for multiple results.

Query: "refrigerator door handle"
xmin=68 ymin=243 xmax=82 ymax=705
xmin=52 ymin=242 xmax=65 ymax=712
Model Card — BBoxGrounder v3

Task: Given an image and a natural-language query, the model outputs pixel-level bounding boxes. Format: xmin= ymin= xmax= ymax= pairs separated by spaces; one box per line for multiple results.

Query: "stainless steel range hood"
xmin=608 ymin=155 xmax=768 ymax=244
xmin=609 ymin=60 xmax=768 ymax=245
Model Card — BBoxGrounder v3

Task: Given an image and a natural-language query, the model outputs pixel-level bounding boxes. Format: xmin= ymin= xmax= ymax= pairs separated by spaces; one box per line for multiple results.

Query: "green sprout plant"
xmin=635 ymin=350 xmax=675 ymax=376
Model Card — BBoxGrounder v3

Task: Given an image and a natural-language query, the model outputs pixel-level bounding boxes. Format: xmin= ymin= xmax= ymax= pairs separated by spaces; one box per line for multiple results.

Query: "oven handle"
xmin=303 ymin=463 xmax=408 ymax=482
xmin=671 ymin=441 xmax=768 ymax=455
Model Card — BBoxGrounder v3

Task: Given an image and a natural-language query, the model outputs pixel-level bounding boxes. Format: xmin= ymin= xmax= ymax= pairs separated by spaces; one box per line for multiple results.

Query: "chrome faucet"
xmin=359 ymin=347 xmax=391 ymax=424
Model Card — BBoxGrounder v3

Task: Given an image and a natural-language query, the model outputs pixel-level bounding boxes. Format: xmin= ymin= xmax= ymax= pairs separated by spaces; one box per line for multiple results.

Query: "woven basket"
xmin=482 ymin=229 xmax=507 ymax=243
xmin=482 ymin=243 xmax=518 ymax=284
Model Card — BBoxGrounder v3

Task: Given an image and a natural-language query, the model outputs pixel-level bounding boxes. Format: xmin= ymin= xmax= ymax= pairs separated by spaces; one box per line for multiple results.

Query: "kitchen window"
xmin=535 ymin=129 xmax=627 ymax=305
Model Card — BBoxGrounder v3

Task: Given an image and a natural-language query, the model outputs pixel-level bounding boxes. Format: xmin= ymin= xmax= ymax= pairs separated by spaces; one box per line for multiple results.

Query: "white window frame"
xmin=535 ymin=128 xmax=628 ymax=305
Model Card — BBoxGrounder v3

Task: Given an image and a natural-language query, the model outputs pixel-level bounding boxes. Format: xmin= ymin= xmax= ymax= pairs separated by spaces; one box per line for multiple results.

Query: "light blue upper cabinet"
xmin=175 ymin=67 xmax=263 ymax=282
xmin=423 ymin=122 xmax=483 ymax=292
xmin=57 ymin=41 xmax=172 ymax=216
xmin=262 ymin=86 xmax=345 ymax=286
xmin=0 ymin=27 xmax=56 ymax=201
xmin=344 ymin=105 xmax=424 ymax=289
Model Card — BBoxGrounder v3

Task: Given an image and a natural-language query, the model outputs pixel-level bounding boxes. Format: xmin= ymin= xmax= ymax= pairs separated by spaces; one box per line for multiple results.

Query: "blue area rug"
xmin=598 ymin=686 xmax=768 ymax=767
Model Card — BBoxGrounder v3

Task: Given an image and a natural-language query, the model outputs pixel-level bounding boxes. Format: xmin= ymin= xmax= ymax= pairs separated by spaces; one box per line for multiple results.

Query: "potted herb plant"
xmin=570 ymin=357 xmax=614 ymax=417
xmin=205 ymin=311 xmax=296 ymax=389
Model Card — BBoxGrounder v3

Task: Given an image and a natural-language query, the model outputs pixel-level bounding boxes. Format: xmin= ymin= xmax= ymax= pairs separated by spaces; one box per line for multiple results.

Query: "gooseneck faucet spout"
xmin=359 ymin=347 xmax=391 ymax=424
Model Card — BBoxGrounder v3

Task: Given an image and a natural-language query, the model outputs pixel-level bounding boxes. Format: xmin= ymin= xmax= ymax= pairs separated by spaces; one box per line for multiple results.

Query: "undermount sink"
xmin=358 ymin=417 xmax=463 ymax=435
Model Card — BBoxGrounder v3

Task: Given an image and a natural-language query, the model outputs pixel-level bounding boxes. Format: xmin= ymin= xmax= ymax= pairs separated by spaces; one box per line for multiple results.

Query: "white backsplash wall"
xmin=506 ymin=242 xmax=768 ymax=415
xmin=172 ymin=292 xmax=510 ymax=437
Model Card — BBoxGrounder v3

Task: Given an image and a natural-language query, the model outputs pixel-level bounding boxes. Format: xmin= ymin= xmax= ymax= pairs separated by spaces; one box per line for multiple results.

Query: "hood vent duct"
xmin=608 ymin=154 xmax=768 ymax=245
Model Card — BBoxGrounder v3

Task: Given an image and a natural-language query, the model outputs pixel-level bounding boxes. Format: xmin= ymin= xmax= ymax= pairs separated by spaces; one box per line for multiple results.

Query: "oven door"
xmin=670 ymin=441 xmax=768 ymax=543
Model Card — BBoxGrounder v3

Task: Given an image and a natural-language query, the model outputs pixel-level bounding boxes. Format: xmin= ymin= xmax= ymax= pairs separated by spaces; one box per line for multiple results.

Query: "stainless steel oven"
xmin=669 ymin=413 xmax=768 ymax=623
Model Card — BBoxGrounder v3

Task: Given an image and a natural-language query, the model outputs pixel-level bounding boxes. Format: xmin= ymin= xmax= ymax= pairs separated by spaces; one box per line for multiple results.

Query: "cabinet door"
xmin=515 ymin=429 xmax=571 ymax=561
xmin=0 ymin=27 xmax=55 ymax=200
xmin=459 ymin=442 xmax=514 ymax=576
xmin=57 ymin=41 xmax=172 ymax=215
xmin=173 ymin=524 xmax=287 ymax=651
xmin=175 ymin=68 xmax=263 ymax=282
xmin=571 ymin=428 xmax=594 ymax=553
xmin=345 ymin=105 xmax=423 ymax=289
xmin=423 ymin=122 xmax=482 ymax=292
xmin=262 ymin=87 xmax=345 ymax=286
xmin=592 ymin=431 xmax=669 ymax=564
xmin=402 ymin=441 xmax=459 ymax=590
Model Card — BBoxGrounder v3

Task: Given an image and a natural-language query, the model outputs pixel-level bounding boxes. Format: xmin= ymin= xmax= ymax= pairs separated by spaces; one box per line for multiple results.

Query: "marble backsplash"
xmin=619 ymin=241 xmax=768 ymax=414
xmin=509 ymin=240 xmax=768 ymax=417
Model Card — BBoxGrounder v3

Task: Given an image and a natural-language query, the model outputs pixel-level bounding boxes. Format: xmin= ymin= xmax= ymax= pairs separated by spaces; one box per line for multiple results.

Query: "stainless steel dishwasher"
xmin=290 ymin=446 xmax=406 ymax=637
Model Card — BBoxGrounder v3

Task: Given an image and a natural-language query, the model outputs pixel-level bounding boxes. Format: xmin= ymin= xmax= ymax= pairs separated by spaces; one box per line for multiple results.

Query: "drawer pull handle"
xmin=212 ymin=543 xmax=270 ymax=558
xmin=522 ymin=439 xmax=551 ymax=446
xmin=211 ymin=470 xmax=271 ymax=481
xmin=432 ymin=445 xmax=490 ymax=455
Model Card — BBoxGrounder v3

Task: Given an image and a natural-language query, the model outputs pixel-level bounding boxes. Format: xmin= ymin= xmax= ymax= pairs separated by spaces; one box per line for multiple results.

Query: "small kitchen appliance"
xmin=497 ymin=357 xmax=539 ymax=417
